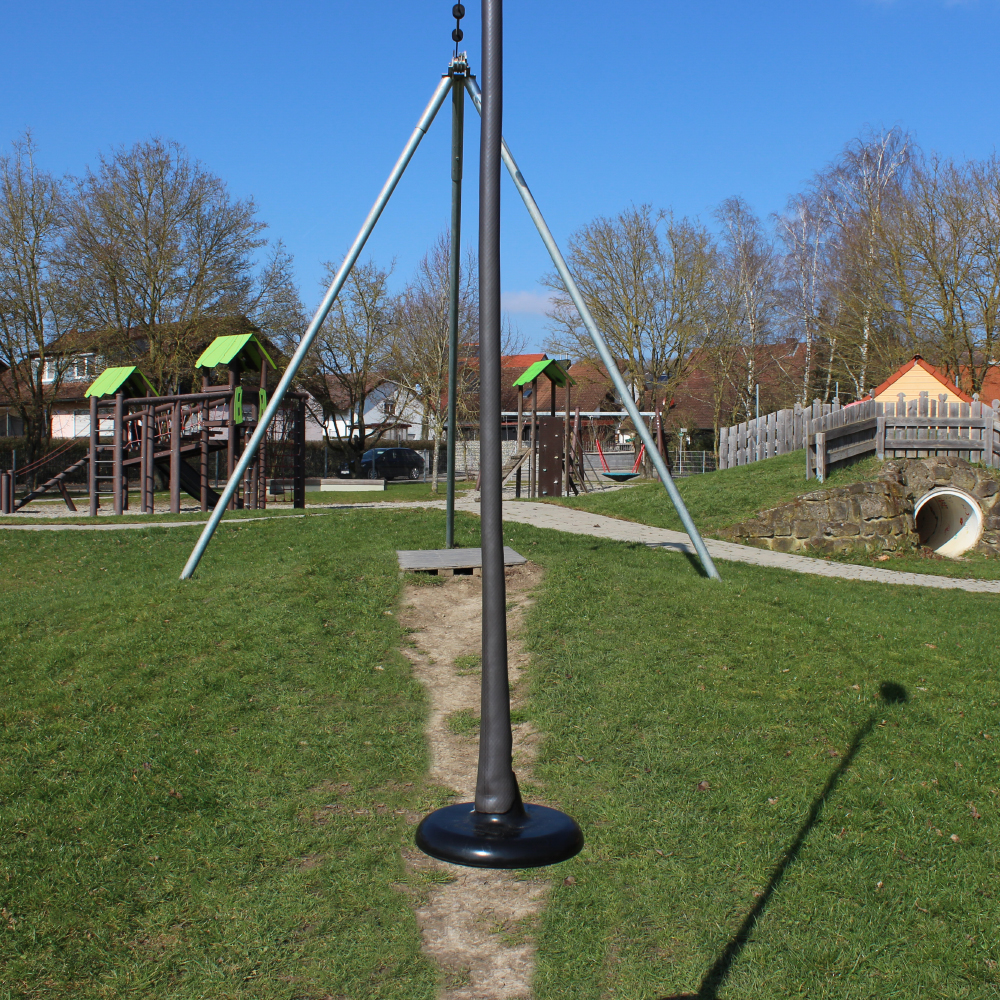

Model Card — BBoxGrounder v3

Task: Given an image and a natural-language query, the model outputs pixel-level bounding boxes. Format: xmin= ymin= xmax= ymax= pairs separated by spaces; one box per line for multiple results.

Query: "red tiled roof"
xmin=871 ymin=355 xmax=973 ymax=403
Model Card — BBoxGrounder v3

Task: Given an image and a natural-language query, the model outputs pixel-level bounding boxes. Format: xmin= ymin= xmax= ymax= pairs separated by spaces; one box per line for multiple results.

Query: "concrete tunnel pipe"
xmin=913 ymin=488 xmax=984 ymax=558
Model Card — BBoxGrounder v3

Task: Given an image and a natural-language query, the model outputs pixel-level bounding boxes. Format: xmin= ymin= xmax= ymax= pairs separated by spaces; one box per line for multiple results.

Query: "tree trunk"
xmin=431 ymin=431 xmax=440 ymax=493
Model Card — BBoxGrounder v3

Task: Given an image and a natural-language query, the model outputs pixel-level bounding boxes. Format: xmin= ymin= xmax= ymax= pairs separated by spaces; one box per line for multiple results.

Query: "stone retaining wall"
xmin=722 ymin=457 xmax=1000 ymax=557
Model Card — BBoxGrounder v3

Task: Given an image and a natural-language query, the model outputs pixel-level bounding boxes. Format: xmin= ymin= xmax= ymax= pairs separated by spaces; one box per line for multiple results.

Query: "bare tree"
xmin=544 ymin=205 xmax=714 ymax=409
xmin=775 ymin=191 xmax=835 ymax=404
xmin=0 ymin=134 xmax=72 ymax=464
xmin=60 ymin=137 xmax=272 ymax=391
xmin=390 ymin=235 xmax=477 ymax=492
xmin=303 ymin=258 xmax=397 ymax=475
xmin=820 ymin=128 xmax=911 ymax=397
xmin=713 ymin=196 xmax=779 ymax=420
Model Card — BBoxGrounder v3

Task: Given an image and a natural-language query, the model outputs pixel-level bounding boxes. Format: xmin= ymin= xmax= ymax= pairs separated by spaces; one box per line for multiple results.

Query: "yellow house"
xmin=871 ymin=356 xmax=972 ymax=408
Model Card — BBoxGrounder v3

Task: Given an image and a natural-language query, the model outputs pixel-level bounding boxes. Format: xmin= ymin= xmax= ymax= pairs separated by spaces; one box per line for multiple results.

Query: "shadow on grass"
xmin=661 ymin=681 xmax=908 ymax=999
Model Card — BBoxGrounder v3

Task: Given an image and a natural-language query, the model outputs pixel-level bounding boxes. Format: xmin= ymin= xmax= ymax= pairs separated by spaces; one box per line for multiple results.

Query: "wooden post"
xmin=258 ymin=362 xmax=269 ymax=508
xmin=529 ymin=377 xmax=538 ymax=499
xmin=574 ymin=407 xmax=589 ymax=493
xmin=227 ymin=365 xmax=238 ymax=510
xmin=140 ymin=393 xmax=149 ymax=512
xmin=992 ymin=400 xmax=1000 ymax=468
xmin=656 ymin=402 xmax=666 ymax=470
xmin=815 ymin=430 xmax=826 ymax=483
xmin=113 ymin=392 xmax=124 ymax=515
xmin=563 ymin=377 xmax=571 ymax=495
xmin=293 ymin=395 xmax=306 ymax=509
xmin=515 ymin=385 xmax=524 ymax=498
xmin=89 ymin=394 xmax=99 ymax=516
xmin=170 ymin=400 xmax=181 ymax=513
xmin=200 ymin=376 xmax=209 ymax=511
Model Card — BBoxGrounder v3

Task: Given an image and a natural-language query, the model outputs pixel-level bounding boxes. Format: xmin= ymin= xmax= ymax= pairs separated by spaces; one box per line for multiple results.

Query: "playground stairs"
xmin=12 ymin=454 xmax=89 ymax=512
xmin=500 ymin=447 xmax=530 ymax=487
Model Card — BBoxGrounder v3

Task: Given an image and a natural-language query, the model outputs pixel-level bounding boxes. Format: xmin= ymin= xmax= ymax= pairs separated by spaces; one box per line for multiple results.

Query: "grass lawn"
xmin=553 ymin=452 xmax=1000 ymax=580
xmin=4 ymin=505 xmax=998 ymax=997
xmin=0 ymin=509 xmax=478 ymax=999
xmin=497 ymin=521 xmax=1000 ymax=998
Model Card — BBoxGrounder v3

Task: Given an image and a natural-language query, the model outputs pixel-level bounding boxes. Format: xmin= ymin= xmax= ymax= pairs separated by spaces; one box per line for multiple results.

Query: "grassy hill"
xmin=548 ymin=451 xmax=1000 ymax=580
xmin=553 ymin=450 xmax=883 ymax=536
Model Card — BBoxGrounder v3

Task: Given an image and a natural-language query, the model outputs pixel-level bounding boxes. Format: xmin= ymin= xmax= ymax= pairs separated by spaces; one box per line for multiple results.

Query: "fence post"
xmin=1 ymin=472 xmax=9 ymax=514
xmin=815 ymin=431 xmax=826 ymax=483
xmin=875 ymin=416 xmax=886 ymax=460
xmin=992 ymin=400 xmax=1000 ymax=468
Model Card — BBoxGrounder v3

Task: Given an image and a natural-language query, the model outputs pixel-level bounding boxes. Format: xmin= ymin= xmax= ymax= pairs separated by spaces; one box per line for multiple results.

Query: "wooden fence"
xmin=720 ymin=392 xmax=1000 ymax=481
xmin=719 ymin=399 xmax=841 ymax=469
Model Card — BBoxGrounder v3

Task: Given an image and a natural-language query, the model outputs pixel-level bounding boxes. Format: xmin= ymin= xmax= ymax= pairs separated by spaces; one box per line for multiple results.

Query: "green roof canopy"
xmin=512 ymin=359 xmax=574 ymax=388
xmin=85 ymin=366 xmax=156 ymax=399
xmin=195 ymin=333 xmax=276 ymax=371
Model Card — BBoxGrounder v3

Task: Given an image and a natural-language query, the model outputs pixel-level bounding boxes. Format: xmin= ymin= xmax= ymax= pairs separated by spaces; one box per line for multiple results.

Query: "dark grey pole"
xmin=445 ymin=56 xmax=466 ymax=549
xmin=415 ymin=7 xmax=582 ymax=868
xmin=474 ymin=0 xmax=520 ymax=816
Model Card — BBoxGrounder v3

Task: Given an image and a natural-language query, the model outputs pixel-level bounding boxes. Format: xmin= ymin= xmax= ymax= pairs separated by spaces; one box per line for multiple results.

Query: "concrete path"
xmin=474 ymin=499 xmax=1000 ymax=595
xmin=4 ymin=496 xmax=999 ymax=594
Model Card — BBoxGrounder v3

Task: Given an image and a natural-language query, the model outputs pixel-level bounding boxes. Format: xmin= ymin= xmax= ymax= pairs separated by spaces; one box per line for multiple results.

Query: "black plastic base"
xmin=415 ymin=802 xmax=584 ymax=869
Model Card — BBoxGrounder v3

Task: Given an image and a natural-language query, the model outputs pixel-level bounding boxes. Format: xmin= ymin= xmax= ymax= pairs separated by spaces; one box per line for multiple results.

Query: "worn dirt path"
xmin=400 ymin=565 xmax=548 ymax=1000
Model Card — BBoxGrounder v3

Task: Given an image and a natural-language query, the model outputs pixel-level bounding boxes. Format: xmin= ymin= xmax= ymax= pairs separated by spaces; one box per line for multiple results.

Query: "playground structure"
xmin=497 ymin=358 xmax=677 ymax=495
xmin=0 ymin=333 xmax=306 ymax=516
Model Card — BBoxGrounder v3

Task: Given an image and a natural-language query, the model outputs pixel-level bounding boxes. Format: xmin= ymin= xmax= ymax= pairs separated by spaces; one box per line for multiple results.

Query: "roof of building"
xmin=870 ymin=356 xmax=973 ymax=403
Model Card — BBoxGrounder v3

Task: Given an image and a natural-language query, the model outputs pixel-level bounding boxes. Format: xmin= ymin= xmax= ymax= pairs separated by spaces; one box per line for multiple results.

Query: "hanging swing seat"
xmin=595 ymin=439 xmax=645 ymax=482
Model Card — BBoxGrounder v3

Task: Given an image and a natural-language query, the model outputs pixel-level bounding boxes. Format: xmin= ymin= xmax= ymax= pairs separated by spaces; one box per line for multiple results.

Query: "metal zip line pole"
xmin=472 ymin=0 xmax=517 ymax=817
xmin=464 ymin=76 xmax=721 ymax=581
xmin=179 ymin=73 xmax=453 ymax=580
xmin=445 ymin=56 xmax=467 ymax=548
xmin=415 ymin=0 xmax=583 ymax=870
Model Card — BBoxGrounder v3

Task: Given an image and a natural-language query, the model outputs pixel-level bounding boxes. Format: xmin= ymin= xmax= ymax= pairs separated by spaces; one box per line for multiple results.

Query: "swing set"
xmin=594 ymin=439 xmax=645 ymax=482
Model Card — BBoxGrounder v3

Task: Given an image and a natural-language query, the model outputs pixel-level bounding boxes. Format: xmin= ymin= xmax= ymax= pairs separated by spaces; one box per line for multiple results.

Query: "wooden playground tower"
xmin=498 ymin=358 xmax=676 ymax=495
xmin=502 ymin=359 xmax=582 ymax=498
xmin=0 ymin=333 xmax=307 ymax=515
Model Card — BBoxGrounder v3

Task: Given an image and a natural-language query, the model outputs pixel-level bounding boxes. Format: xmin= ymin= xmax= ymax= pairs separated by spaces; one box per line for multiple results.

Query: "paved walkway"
xmin=4 ymin=496 xmax=999 ymax=594
xmin=474 ymin=499 xmax=1000 ymax=594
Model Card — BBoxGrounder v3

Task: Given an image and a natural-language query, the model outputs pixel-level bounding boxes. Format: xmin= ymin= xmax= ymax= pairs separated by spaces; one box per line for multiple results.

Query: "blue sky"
xmin=3 ymin=1 xmax=999 ymax=350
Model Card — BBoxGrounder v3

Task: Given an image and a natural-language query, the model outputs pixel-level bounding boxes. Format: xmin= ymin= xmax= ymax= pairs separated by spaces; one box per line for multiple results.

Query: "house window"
xmin=41 ymin=358 xmax=56 ymax=383
xmin=70 ymin=356 xmax=94 ymax=381
xmin=381 ymin=398 xmax=395 ymax=416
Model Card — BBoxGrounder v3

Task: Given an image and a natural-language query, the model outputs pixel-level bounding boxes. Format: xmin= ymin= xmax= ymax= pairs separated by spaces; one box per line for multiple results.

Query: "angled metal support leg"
xmin=179 ymin=73 xmax=454 ymax=579
xmin=464 ymin=76 xmax=721 ymax=581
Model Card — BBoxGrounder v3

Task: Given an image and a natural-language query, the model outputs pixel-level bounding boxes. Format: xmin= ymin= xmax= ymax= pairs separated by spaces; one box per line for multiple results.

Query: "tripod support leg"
xmin=180 ymin=73 xmax=453 ymax=579
xmin=464 ymin=75 xmax=721 ymax=581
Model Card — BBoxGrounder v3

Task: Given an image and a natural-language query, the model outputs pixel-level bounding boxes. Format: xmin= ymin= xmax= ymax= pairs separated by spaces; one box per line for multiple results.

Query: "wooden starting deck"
xmin=397 ymin=546 xmax=527 ymax=577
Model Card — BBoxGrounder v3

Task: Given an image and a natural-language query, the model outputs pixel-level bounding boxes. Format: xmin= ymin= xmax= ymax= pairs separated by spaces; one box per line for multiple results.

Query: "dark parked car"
xmin=338 ymin=447 xmax=425 ymax=480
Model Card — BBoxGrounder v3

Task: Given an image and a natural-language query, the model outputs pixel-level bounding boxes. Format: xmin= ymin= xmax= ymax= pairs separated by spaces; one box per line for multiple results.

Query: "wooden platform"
xmin=397 ymin=546 xmax=527 ymax=576
xmin=267 ymin=478 xmax=386 ymax=492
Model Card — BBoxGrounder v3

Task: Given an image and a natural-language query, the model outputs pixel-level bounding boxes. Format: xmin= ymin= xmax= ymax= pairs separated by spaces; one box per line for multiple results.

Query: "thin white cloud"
xmin=500 ymin=290 xmax=555 ymax=316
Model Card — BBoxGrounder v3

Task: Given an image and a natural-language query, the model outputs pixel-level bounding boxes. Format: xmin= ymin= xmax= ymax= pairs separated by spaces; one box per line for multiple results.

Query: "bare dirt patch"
xmin=400 ymin=563 xmax=548 ymax=1000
